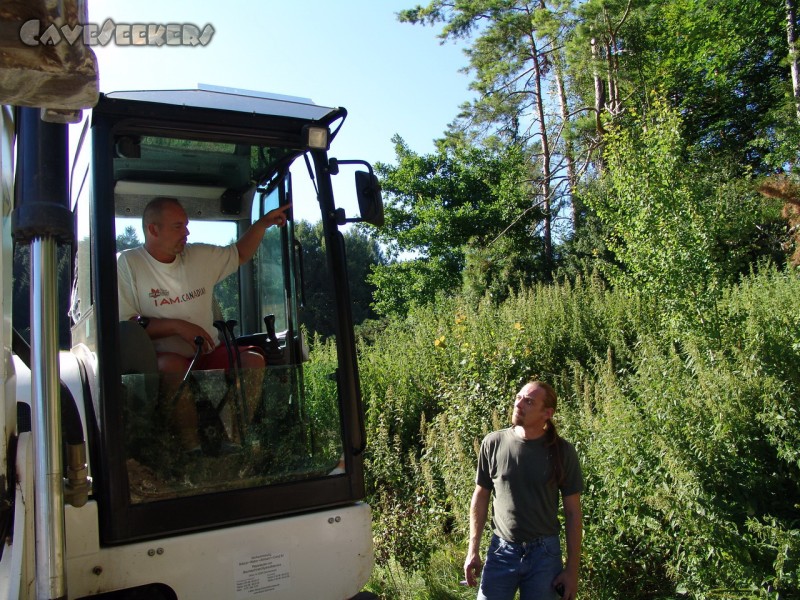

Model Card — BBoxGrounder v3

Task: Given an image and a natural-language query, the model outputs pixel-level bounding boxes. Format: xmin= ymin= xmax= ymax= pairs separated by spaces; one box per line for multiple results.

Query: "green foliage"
xmin=554 ymin=208 xmax=618 ymax=285
xmin=375 ymin=5 xmax=800 ymax=593
xmin=359 ymin=269 xmax=800 ymax=598
xmin=302 ymin=334 xmax=348 ymax=461
xmin=345 ymin=226 xmax=388 ymax=324
xmin=293 ymin=220 xmax=385 ymax=337
xmin=366 ymin=543 xmax=476 ymax=600
xmin=369 ymin=257 xmax=462 ymax=318
xmin=562 ymin=0 xmax=795 ymax=173
xmin=399 ymin=0 xmax=799 ymax=290
xmin=577 ymin=332 xmax=799 ymax=598
xmin=116 ymin=225 xmax=141 ymax=251
xmin=583 ymin=98 xmax=786 ymax=324
xmin=462 ymin=232 xmax=550 ymax=303
xmin=372 ymin=137 xmax=540 ymax=316
xmin=641 ymin=0 xmax=791 ymax=172
xmin=360 ymin=276 xmax=659 ymax=576
xmin=376 ymin=137 xmax=529 ymax=259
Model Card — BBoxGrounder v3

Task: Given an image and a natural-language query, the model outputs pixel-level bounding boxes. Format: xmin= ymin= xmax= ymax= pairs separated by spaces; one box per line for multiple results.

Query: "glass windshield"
xmin=121 ymin=362 xmax=342 ymax=503
xmin=114 ymin=132 xmax=345 ymax=504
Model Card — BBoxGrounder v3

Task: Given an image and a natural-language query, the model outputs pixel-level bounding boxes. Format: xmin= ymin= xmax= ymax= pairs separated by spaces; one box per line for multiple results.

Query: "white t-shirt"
xmin=117 ymin=244 xmax=239 ymax=357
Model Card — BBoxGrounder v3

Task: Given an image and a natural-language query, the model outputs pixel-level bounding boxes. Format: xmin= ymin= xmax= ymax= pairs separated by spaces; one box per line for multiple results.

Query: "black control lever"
xmin=260 ymin=314 xmax=284 ymax=364
xmin=264 ymin=314 xmax=277 ymax=343
xmin=168 ymin=336 xmax=204 ymax=415
xmin=213 ymin=320 xmax=235 ymax=372
xmin=186 ymin=336 xmax=205 ymax=376
xmin=213 ymin=319 xmax=248 ymax=438
xmin=178 ymin=336 xmax=204 ymax=384
xmin=225 ymin=319 xmax=243 ymax=367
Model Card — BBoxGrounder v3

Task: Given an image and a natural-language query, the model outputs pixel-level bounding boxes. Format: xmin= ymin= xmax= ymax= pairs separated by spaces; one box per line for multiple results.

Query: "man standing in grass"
xmin=464 ymin=381 xmax=583 ymax=600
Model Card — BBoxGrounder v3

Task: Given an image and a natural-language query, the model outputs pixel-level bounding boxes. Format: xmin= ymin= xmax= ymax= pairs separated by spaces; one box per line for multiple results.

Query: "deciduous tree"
xmin=370 ymin=136 xmax=537 ymax=315
xmin=584 ymin=98 xmax=785 ymax=324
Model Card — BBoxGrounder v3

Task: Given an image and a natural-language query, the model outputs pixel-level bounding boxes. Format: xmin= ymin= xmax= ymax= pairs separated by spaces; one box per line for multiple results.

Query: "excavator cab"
xmin=55 ymin=88 xmax=380 ymax=598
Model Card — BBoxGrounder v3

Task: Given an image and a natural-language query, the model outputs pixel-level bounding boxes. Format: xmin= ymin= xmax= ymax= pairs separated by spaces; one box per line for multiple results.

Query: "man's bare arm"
xmin=464 ymin=484 xmax=491 ymax=587
xmin=235 ymin=204 xmax=291 ymax=265
xmin=553 ymin=493 xmax=582 ymax=600
xmin=129 ymin=316 xmax=215 ymax=352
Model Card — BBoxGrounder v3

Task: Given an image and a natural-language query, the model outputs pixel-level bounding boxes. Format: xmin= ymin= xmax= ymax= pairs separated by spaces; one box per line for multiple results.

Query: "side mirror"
xmin=327 ymin=158 xmax=385 ymax=227
xmin=355 ymin=170 xmax=384 ymax=227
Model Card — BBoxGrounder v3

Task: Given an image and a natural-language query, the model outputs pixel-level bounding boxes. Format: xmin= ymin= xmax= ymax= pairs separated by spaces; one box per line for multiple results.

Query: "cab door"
xmin=85 ymin=96 xmax=366 ymax=544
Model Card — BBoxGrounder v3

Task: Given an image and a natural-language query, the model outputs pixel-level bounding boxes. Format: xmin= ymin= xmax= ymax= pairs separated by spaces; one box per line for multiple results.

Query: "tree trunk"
xmin=786 ymin=0 xmax=800 ymax=120
xmin=591 ymin=36 xmax=607 ymax=134
xmin=529 ymin=34 xmax=553 ymax=268
xmin=606 ymin=39 xmax=620 ymax=115
xmin=554 ymin=55 xmax=579 ymax=229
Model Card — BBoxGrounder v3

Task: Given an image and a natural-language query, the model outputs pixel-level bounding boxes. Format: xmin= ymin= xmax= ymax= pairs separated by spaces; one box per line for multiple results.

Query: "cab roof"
xmin=104 ymin=84 xmax=340 ymax=123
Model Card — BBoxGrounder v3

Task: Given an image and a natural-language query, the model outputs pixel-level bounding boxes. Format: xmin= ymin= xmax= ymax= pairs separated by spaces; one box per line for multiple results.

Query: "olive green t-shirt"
xmin=476 ymin=427 xmax=583 ymax=542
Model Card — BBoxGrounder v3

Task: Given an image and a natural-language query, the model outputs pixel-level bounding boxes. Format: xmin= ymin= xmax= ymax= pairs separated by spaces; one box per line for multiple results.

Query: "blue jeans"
xmin=477 ymin=534 xmax=562 ymax=600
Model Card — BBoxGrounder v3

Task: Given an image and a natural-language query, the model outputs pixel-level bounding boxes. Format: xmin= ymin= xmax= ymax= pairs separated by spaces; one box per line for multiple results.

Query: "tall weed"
xmin=356 ymin=269 xmax=800 ymax=598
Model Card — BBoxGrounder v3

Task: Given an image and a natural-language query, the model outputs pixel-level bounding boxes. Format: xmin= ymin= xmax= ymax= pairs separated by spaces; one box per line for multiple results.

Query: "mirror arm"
xmin=333 ymin=207 xmax=367 ymax=226
xmin=330 ymin=158 xmax=373 ymax=174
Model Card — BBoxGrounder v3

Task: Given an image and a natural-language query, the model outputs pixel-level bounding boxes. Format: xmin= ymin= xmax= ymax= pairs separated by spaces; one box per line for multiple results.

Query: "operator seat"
xmin=118 ymin=319 xmax=163 ymax=463
xmin=119 ymin=319 xmax=158 ymax=375
xmin=118 ymin=319 xmax=159 ymax=404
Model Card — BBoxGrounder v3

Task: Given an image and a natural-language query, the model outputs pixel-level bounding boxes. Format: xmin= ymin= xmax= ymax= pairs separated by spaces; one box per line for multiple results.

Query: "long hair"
xmin=531 ymin=380 xmax=564 ymax=486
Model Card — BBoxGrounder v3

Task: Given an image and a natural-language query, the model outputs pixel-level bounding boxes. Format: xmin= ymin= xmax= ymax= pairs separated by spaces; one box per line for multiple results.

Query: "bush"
xmin=358 ymin=269 xmax=800 ymax=598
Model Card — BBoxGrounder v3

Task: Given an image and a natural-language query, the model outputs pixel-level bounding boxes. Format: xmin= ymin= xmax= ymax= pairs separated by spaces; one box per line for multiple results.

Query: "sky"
xmin=85 ymin=1 xmax=474 ymax=227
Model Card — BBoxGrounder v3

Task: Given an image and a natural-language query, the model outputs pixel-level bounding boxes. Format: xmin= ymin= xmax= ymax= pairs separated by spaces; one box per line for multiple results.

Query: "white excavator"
xmin=0 ymin=2 xmax=382 ymax=598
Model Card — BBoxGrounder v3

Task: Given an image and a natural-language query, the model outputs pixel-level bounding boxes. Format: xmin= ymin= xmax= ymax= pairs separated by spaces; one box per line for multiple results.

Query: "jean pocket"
xmin=541 ymin=535 xmax=562 ymax=559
